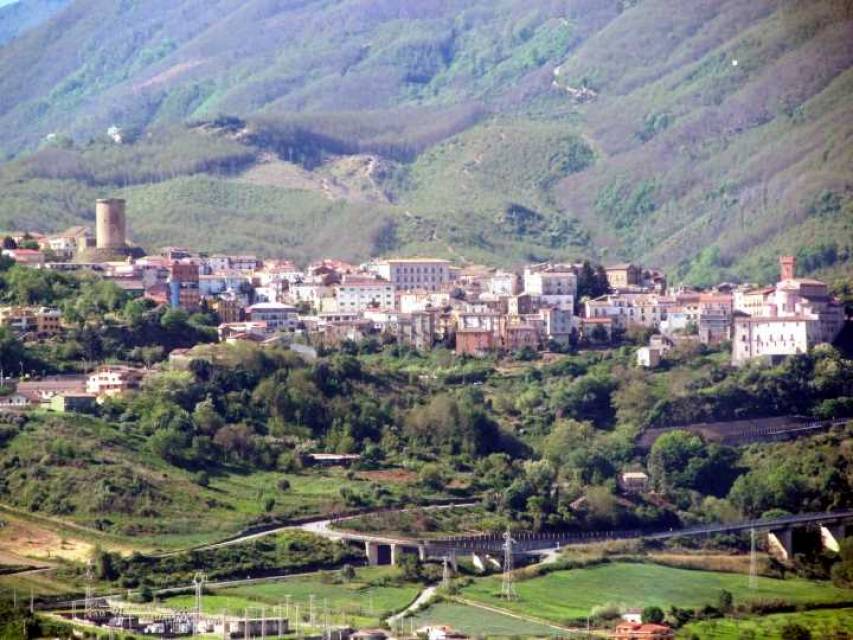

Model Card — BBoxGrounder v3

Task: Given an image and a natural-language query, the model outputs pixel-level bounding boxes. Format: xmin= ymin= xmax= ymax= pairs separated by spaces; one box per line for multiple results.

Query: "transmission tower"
xmin=749 ymin=528 xmax=758 ymax=590
xmin=501 ymin=528 xmax=517 ymax=601
xmin=193 ymin=571 xmax=206 ymax=635
xmin=84 ymin=560 xmax=95 ymax=618
xmin=442 ymin=556 xmax=452 ymax=590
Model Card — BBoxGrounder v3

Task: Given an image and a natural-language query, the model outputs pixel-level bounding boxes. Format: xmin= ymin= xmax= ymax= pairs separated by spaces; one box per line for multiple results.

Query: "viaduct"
xmin=319 ymin=509 xmax=853 ymax=566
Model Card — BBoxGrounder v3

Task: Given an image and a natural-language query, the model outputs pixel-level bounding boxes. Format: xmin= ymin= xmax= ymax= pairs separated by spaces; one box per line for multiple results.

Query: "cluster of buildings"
xmin=1 ymin=199 xmax=847 ymax=370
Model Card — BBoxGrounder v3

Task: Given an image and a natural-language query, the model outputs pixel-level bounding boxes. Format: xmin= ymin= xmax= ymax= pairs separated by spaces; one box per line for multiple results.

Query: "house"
xmin=456 ymin=328 xmax=496 ymax=356
xmin=578 ymin=317 xmax=614 ymax=343
xmin=621 ymin=609 xmax=643 ymax=624
xmin=613 ymin=622 xmax=674 ymax=639
xmin=489 ymin=270 xmax=519 ymax=296
xmin=619 ymin=471 xmax=650 ymax=494
xmin=605 ymin=263 xmax=641 ymax=289
xmin=49 ymin=393 xmax=96 ymax=414
xmin=369 ymin=258 xmax=451 ymax=292
xmin=417 ymin=625 xmax=469 ymax=640
xmin=523 ymin=265 xmax=578 ymax=298
xmin=636 ymin=346 xmax=661 ymax=368
xmin=2 ymin=248 xmax=45 ymax=265
xmin=0 ymin=392 xmax=30 ymax=409
xmin=86 ymin=366 xmax=145 ymax=398
xmin=586 ymin=293 xmax=666 ymax=330
xmin=306 ymin=453 xmax=361 ymax=466
xmin=350 ymin=630 xmax=388 ymax=640
xmin=218 ymin=321 xmax=268 ymax=341
xmin=246 ymin=303 xmax=298 ymax=333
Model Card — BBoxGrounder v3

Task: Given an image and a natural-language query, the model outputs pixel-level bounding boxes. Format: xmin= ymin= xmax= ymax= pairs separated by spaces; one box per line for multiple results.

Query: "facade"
xmin=523 ymin=266 xmax=578 ymax=298
xmin=335 ymin=276 xmax=395 ymax=311
xmin=86 ymin=366 xmax=144 ymax=398
xmin=246 ymin=303 xmax=298 ymax=332
xmin=636 ymin=346 xmax=661 ymax=368
xmin=586 ymin=293 xmax=666 ymax=329
xmin=0 ymin=306 xmax=62 ymax=335
xmin=619 ymin=471 xmax=650 ymax=494
xmin=489 ymin=271 xmax=519 ymax=296
xmin=456 ymin=328 xmax=496 ymax=356
xmin=2 ymin=248 xmax=45 ymax=265
xmin=732 ymin=257 xmax=845 ymax=365
xmin=371 ymin=258 xmax=451 ymax=292
xmin=605 ymin=263 xmax=641 ymax=289
xmin=168 ymin=261 xmax=201 ymax=311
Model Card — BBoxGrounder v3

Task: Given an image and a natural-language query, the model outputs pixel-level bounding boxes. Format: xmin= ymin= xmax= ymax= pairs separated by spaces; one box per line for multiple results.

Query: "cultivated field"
xmin=461 ymin=562 xmax=853 ymax=624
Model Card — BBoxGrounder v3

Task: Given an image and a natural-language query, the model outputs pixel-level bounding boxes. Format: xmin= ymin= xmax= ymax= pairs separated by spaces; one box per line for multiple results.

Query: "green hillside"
xmin=0 ymin=0 xmax=850 ymax=282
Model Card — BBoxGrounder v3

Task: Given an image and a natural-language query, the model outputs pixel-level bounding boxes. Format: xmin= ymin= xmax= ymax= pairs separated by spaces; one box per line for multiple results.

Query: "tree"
xmin=780 ymin=622 xmax=811 ymax=640
xmin=641 ymin=606 xmax=664 ymax=624
xmin=717 ymin=589 xmax=733 ymax=613
xmin=830 ymin=536 xmax=853 ymax=588
xmin=648 ymin=430 xmax=704 ymax=493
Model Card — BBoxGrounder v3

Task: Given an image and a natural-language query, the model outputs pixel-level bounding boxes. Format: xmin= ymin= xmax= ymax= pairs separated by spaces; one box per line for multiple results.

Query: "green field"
xmin=162 ymin=567 xmax=419 ymax=627
xmin=407 ymin=601 xmax=566 ymax=638
xmin=461 ymin=562 xmax=853 ymax=625
xmin=679 ymin=608 xmax=853 ymax=639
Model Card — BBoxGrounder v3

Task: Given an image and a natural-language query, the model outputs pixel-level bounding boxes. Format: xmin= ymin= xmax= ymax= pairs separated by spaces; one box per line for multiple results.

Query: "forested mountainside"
xmin=0 ymin=0 xmax=850 ymax=283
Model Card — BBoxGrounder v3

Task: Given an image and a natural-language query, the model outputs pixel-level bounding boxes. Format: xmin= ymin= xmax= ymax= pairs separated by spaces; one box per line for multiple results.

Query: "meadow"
xmin=407 ymin=601 xmax=567 ymax=638
xmin=460 ymin=562 xmax=853 ymax=625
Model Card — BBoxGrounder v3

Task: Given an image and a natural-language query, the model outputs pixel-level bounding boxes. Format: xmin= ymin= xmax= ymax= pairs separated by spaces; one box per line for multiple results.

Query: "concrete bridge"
xmin=423 ymin=509 xmax=853 ymax=562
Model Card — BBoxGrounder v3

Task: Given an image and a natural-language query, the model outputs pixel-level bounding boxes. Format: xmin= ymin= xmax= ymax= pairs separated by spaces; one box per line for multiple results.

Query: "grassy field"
xmin=679 ymin=607 xmax=853 ymax=639
xmin=407 ymin=601 xmax=567 ymax=638
xmin=461 ymin=562 xmax=853 ymax=625
xmin=161 ymin=567 xmax=419 ymax=627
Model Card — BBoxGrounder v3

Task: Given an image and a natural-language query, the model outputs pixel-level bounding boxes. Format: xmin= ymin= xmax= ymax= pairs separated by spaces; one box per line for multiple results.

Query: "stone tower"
xmin=95 ymin=198 xmax=126 ymax=249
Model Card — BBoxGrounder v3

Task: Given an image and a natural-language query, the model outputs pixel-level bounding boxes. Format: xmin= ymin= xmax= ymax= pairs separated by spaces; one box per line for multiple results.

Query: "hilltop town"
xmin=0 ymin=198 xmax=845 ymax=409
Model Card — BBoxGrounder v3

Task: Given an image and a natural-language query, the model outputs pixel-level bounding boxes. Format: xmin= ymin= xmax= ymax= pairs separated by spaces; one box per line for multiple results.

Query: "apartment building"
xmin=334 ymin=275 xmax=395 ymax=312
xmin=0 ymin=306 xmax=62 ymax=335
xmin=370 ymin=258 xmax=451 ymax=292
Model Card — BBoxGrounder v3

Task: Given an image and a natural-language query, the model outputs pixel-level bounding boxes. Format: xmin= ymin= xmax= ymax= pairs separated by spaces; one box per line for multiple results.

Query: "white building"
xmin=334 ymin=276 xmax=395 ymax=311
xmin=370 ymin=258 xmax=451 ymax=292
xmin=636 ymin=346 xmax=662 ymax=368
xmin=731 ymin=257 xmax=845 ymax=365
xmin=489 ymin=271 xmax=519 ymax=296
xmin=523 ymin=266 xmax=577 ymax=298
xmin=585 ymin=293 xmax=666 ymax=329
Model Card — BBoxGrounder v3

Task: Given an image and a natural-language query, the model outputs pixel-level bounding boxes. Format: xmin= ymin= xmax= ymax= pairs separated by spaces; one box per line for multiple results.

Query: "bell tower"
xmin=779 ymin=255 xmax=796 ymax=281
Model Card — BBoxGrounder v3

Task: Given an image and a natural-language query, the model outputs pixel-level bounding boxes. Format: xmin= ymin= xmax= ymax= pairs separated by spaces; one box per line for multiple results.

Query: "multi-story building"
xmin=370 ymin=258 xmax=451 ymax=292
xmin=168 ymin=261 xmax=201 ymax=311
xmin=585 ymin=293 xmax=666 ymax=330
xmin=334 ymin=275 xmax=395 ymax=312
xmin=523 ymin=265 xmax=577 ymax=298
xmin=246 ymin=302 xmax=299 ymax=333
xmin=86 ymin=365 xmax=144 ymax=399
xmin=489 ymin=271 xmax=519 ymax=296
xmin=605 ymin=263 xmax=641 ymax=289
xmin=0 ymin=306 xmax=62 ymax=335
xmin=732 ymin=256 xmax=845 ymax=365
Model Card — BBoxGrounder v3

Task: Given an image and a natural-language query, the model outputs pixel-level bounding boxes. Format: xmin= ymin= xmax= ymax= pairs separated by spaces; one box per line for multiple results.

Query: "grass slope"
xmin=409 ymin=601 xmax=562 ymax=637
xmin=0 ymin=413 xmax=399 ymax=550
xmin=460 ymin=562 xmax=853 ymax=625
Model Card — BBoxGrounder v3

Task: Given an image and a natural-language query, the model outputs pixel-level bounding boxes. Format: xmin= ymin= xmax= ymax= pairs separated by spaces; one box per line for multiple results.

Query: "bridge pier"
xmin=820 ymin=524 xmax=846 ymax=553
xmin=768 ymin=528 xmax=793 ymax=561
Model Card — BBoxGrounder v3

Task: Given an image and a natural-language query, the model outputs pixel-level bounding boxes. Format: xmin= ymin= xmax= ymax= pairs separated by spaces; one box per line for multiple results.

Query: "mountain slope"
xmin=0 ymin=0 xmax=68 ymax=46
xmin=0 ymin=0 xmax=850 ymax=282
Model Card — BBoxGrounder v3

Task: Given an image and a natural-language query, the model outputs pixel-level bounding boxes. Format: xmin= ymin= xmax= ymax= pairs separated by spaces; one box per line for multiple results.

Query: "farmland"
xmin=460 ymin=562 xmax=853 ymax=625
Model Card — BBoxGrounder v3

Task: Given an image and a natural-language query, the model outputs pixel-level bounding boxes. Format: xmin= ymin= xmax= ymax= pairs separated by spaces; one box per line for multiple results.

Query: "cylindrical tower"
xmin=95 ymin=198 xmax=126 ymax=249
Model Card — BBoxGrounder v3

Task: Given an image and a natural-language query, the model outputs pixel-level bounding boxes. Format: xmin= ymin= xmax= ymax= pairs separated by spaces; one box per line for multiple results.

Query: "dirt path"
xmin=386 ymin=584 xmax=436 ymax=625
